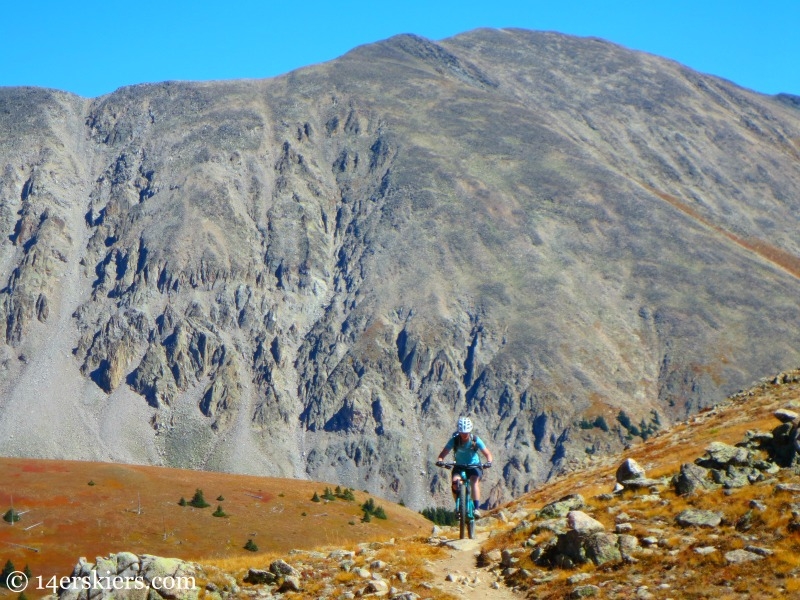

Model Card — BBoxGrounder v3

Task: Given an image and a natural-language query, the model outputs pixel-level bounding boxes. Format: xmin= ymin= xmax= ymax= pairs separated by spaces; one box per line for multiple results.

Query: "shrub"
xmin=216 ymin=495 xmax=224 ymax=502
xmin=178 ymin=497 xmax=187 ymax=506
xmin=88 ymin=480 xmax=96 ymax=486
xmin=244 ymin=539 xmax=258 ymax=552
xmin=189 ymin=489 xmax=210 ymax=508
xmin=212 ymin=505 xmax=228 ymax=518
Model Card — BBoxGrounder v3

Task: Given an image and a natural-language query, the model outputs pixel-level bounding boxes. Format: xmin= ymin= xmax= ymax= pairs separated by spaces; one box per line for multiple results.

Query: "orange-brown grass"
xmin=0 ymin=458 xmax=428 ymax=583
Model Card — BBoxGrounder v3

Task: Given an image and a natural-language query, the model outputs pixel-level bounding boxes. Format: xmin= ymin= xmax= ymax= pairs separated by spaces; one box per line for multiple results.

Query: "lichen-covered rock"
xmin=538 ymin=495 xmax=585 ymax=519
xmin=672 ymin=462 xmax=717 ymax=495
xmin=675 ymin=509 xmax=723 ymax=528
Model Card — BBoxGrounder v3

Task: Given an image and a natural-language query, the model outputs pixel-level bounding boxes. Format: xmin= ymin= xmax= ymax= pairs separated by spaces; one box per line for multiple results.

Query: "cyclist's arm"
xmin=476 ymin=438 xmax=493 ymax=464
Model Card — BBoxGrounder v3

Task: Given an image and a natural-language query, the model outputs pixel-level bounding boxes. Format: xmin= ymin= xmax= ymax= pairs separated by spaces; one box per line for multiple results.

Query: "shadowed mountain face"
xmin=1 ymin=29 xmax=799 ymax=508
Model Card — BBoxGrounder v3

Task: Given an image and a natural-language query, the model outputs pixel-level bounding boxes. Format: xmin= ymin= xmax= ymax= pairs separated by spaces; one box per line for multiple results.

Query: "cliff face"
xmin=1 ymin=29 xmax=800 ymax=507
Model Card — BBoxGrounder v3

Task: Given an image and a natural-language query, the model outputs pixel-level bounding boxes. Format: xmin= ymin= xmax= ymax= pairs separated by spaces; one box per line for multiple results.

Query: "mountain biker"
xmin=436 ymin=416 xmax=493 ymax=517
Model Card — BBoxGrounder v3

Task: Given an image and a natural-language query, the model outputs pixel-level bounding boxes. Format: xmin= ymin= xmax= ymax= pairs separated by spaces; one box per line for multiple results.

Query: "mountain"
xmin=1 ymin=28 xmax=799 ymax=508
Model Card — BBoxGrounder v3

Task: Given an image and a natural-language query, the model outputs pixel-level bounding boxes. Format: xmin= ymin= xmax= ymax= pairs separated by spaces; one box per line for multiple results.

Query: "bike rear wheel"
xmin=459 ymin=481 xmax=467 ymax=539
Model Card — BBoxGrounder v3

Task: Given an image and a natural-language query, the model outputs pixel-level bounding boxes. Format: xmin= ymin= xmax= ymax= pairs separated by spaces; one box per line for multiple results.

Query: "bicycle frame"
xmin=439 ymin=462 xmax=487 ymax=539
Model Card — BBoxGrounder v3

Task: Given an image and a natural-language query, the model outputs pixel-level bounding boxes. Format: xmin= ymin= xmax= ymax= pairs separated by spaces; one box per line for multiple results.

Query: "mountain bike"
xmin=438 ymin=462 xmax=489 ymax=539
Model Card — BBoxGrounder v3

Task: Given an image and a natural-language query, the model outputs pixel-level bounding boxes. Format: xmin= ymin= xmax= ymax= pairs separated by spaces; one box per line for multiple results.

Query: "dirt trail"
xmin=428 ymin=532 xmax=523 ymax=600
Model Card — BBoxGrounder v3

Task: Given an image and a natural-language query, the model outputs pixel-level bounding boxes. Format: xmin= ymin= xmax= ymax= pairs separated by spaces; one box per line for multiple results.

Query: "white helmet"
xmin=457 ymin=416 xmax=473 ymax=433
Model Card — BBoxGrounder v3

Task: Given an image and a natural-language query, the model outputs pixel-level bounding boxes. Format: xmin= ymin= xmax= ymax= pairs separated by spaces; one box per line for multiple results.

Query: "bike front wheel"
xmin=459 ymin=482 xmax=467 ymax=540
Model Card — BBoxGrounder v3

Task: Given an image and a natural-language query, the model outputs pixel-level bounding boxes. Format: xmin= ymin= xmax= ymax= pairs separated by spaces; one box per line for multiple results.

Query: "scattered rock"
xmin=694 ymin=546 xmax=717 ymax=555
xmin=365 ymin=579 xmax=389 ymax=594
xmin=724 ymin=549 xmax=764 ymax=564
xmin=675 ymin=509 xmax=723 ymax=528
xmin=567 ymin=573 xmax=592 ymax=585
xmin=744 ymin=545 xmax=774 ymax=557
xmin=570 ymin=584 xmax=601 ymax=598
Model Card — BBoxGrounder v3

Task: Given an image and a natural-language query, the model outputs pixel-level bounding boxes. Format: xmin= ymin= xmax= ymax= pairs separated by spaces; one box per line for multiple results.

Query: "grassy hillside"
xmin=0 ymin=460 xmax=428 ymax=583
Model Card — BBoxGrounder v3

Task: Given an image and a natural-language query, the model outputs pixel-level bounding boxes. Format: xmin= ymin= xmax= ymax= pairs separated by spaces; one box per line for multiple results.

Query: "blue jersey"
xmin=444 ymin=434 xmax=486 ymax=466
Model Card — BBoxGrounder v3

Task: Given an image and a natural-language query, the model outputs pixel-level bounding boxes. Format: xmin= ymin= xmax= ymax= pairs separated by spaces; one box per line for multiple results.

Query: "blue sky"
xmin=2 ymin=1 xmax=798 ymax=98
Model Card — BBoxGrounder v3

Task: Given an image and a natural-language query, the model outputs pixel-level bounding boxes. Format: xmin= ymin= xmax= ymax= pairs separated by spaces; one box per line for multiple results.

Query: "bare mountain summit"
xmin=1 ymin=29 xmax=799 ymax=507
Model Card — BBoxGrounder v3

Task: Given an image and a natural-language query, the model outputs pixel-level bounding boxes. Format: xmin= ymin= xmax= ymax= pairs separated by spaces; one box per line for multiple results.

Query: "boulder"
xmin=533 ymin=518 xmax=568 ymax=535
xmin=774 ymin=409 xmax=799 ymax=423
xmin=616 ymin=458 xmax=646 ymax=483
xmin=243 ymin=568 xmax=276 ymax=585
xmin=269 ymin=559 xmax=300 ymax=578
xmin=567 ymin=511 xmax=605 ymax=534
xmin=583 ymin=533 xmax=622 ymax=566
xmin=700 ymin=442 xmax=751 ymax=467
xmin=672 ymin=463 xmax=716 ymax=495
xmin=278 ymin=576 xmax=302 ymax=592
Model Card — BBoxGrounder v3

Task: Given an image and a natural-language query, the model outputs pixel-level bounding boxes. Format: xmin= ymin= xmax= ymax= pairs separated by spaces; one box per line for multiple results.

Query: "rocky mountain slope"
xmin=1 ymin=28 xmax=800 ymax=507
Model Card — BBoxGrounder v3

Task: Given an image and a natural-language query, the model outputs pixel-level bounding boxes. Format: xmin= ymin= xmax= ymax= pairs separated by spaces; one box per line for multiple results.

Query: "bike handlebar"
xmin=438 ymin=462 xmax=491 ymax=470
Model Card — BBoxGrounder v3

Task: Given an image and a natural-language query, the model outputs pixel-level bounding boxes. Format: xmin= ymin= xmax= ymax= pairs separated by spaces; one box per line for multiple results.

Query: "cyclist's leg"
xmin=451 ymin=473 xmax=462 ymax=501
xmin=468 ymin=470 xmax=481 ymax=505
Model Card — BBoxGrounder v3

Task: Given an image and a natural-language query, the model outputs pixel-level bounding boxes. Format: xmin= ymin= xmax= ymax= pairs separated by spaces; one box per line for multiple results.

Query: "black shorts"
xmin=452 ymin=466 xmax=482 ymax=481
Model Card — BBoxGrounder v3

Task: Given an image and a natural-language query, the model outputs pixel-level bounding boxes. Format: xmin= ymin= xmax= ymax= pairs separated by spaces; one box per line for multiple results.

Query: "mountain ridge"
xmin=1 ymin=28 xmax=799 ymax=508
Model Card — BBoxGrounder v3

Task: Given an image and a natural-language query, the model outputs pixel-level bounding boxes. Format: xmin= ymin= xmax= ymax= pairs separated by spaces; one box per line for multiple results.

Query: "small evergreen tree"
xmin=212 ymin=505 xmax=228 ymax=518
xmin=3 ymin=509 xmax=19 ymax=524
xmin=178 ymin=497 xmax=187 ymax=506
xmin=593 ymin=415 xmax=610 ymax=432
xmin=373 ymin=506 xmax=387 ymax=520
xmin=335 ymin=485 xmax=342 ymax=496
xmin=23 ymin=565 xmax=31 ymax=580
xmin=189 ymin=489 xmax=210 ymax=508
xmin=322 ymin=487 xmax=336 ymax=501
xmin=311 ymin=492 xmax=320 ymax=502
xmin=342 ymin=488 xmax=355 ymax=501
xmin=361 ymin=498 xmax=376 ymax=514
xmin=421 ymin=507 xmax=457 ymax=526
xmin=1 ymin=560 xmax=15 ymax=588
xmin=217 ymin=495 xmax=225 ymax=502
xmin=88 ymin=480 xmax=96 ymax=486
xmin=362 ymin=510 xmax=371 ymax=523
xmin=244 ymin=539 xmax=258 ymax=552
